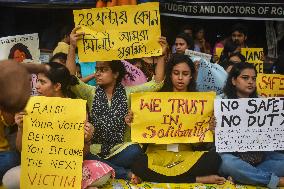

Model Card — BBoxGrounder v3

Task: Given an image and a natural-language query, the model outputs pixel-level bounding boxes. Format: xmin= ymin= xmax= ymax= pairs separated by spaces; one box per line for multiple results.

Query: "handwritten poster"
xmin=185 ymin=49 xmax=212 ymax=62
xmin=194 ymin=58 xmax=227 ymax=95
xmin=215 ymin=98 xmax=284 ymax=152
xmin=131 ymin=92 xmax=215 ymax=144
xmin=121 ymin=60 xmax=147 ymax=86
xmin=0 ymin=33 xmax=40 ymax=63
xmin=241 ymin=48 xmax=264 ymax=73
xmin=74 ymin=2 xmax=162 ymax=62
xmin=215 ymin=47 xmax=264 ymax=73
xmin=257 ymin=74 xmax=284 ymax=97
xmin=21 ymin=96 xmax=86 ymax=189
xmin=0 ymin=33 xmax=40 ymax=96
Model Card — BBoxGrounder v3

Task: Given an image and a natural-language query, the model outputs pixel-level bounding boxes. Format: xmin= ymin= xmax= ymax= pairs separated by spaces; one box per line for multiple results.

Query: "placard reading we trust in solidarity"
xmin=131 ymin=92 xmax=216 ymax=144
xmin=73 ymin=2 xmax=162 ymax=62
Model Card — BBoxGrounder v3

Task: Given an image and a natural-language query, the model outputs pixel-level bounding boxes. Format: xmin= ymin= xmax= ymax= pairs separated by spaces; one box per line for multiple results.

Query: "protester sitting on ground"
xmin=194 ymin=26 xmax=211 ymax=54
xmin=172 ymin=25 xmax=194 ymax=53
xmin=218 ymin=62 xmax=284 ymax=188
xmin=218 ymin=40 xmax=240 ymax=64
xmin=231 ymin=23 xmax=248 ymax=48
xmin=127 ymin=54 xmax=226 ymax=185
xmin=175 ymin=32 xmax=194 ymax=54
xmin=0 ymin=60 xmax=48 ymax=186
xmin=50 ymin=52 xmax=68 ymax=65
xmin=2 ymin=62 xmax=95 ymax=189
xmin=50 ymin=53 xmax=96 ymax=85
xmin=66 ymin=26 xmax=167 ymax=182
xmin=53 ymin=26 xmax=72 ymax=55
xmin=220 ymin=52 xmax=246 ymax=73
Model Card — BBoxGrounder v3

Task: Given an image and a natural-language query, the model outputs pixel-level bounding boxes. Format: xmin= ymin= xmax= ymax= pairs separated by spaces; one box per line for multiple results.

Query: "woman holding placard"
xmin=2 ymin=62 xmax=96 ymax=189
xmin=128 ymin=53 xmax=226 ymax=184
xmin=65 ymin=26 xmax=167 ymax=182
xmin=218 ymin=62 xmax=284 ymax=188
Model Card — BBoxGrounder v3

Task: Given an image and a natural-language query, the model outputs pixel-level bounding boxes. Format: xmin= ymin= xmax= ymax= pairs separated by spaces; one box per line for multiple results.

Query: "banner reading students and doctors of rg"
xmin=215 ymin=97 xmax=284 ymax=153
xmin=131 ymin=92 xmax=216 ymax=144
xmin=73 ymin=2 xmax=162 ymax=62
xmin=21 ymin=96 xmax=86 ymax=189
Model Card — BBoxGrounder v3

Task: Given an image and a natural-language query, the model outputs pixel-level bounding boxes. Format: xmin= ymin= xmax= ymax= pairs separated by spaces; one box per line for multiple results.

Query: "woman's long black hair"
xmin=223 ymin=62 xmax=258 ymax=99
xmin=160 ymin=53 xmax=197 ymax=92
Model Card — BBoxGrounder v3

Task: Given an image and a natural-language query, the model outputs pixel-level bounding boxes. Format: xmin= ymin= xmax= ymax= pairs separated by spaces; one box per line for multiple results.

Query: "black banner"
xmin=160 ymin=0 xmax=284 ymax=20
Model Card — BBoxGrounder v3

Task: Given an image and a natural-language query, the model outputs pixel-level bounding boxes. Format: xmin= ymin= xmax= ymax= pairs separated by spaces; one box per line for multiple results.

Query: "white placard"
xmin=185 ymin=49 xmax=212 ymax=62
xmin=0 ymin=33 xmax=40 ymax=63
xmin=215 ymin=98 xmax=284 ymax=152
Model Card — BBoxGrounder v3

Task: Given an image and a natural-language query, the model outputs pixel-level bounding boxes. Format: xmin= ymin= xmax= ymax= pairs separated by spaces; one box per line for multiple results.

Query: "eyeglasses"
xmin=95 ymin=66 xmax=111 ymax=73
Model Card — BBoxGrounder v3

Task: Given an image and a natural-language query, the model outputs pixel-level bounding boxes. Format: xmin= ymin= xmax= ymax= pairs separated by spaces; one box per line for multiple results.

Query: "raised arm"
xmin=66 ymin=26 xmax=84 ymax=75
xmin=154 ymin=36 xmax=168 ymax=83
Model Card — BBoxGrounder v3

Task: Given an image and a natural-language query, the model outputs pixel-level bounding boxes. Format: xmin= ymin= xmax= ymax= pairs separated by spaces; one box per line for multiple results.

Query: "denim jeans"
xmin=0 ymin=151 xmax=20 ymax=183
xmin=219 ymin=152 xmax=284 ymax=189
xmin=85 ymin=144 xmax=142 ymax=180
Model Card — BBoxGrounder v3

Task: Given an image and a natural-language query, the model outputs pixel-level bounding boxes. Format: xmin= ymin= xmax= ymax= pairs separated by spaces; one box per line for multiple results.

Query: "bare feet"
xmin=196 ymin=175 xmax=226 ymax=185
xmin=278 ymin=177 xmax=284 ymax=187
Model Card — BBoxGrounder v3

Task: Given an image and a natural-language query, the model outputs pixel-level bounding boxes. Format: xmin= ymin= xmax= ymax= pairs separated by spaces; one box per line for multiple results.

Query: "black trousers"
xmin=131 ymin=151 xmax=221 ymax=183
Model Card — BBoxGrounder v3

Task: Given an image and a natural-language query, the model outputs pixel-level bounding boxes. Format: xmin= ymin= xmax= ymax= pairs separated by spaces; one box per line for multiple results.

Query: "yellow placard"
xmin=21 ymin=96 xmax=86 ymax=189
xmin=215 ymin=48 xmax=264 ymax=73
xmin=131 ymin=92 xmax=215 ymax=144
xmin=73 ymin=2 xmax=162 ymax=62
xmin=257 ymin=74 xmax=284 ymax=97
xmin=215 ymin=47 xmax=223 ymax=59
xmin=241 ymin=48 xmax=264 ymax=73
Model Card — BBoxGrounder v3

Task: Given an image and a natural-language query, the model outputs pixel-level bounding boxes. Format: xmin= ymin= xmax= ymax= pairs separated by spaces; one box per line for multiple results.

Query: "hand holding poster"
xmin=257 ymin=74 xmax=284 ymax=97
xmin=215 ymin=98 xmax=284 ymax=152
xmin=131 ymin=92 xmax=215 ymax=144
xmin=73 ymin=2 xmax=162 ymax=62
xmin=21 ymin=96 xmax=86 ymax=189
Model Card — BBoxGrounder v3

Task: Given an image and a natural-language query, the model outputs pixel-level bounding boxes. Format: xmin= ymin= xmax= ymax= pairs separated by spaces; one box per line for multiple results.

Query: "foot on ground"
xmin=196 ymin=175 xmax=226 ymax=185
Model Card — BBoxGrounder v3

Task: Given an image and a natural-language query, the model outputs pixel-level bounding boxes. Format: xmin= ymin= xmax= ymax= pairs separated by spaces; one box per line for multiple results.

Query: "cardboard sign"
xmin=194 ymin=58 xmax=227 ymax=95
xmin=0 ymin=33 xmax=40 ymax=63
xmin=257 ymin=74 xmax=284 ymax=97
xmin=215 ymin=47 xmax=264 ymax=73
xmin=21 ymin=96 xmax=86 ymax=189
xmin=131 ymin=92 xmax=215 ymax=144
xmin=74 ymin=2 xmax=162 ymax=62
xmin=185 ymin=49 xmax=212 ymax=62
xmin=215 ymin=98 xmax=284 ymax=152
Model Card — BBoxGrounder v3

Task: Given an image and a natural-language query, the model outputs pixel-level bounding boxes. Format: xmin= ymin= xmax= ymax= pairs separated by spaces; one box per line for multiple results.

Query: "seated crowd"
xmin=0 ymin=22 xmax=284 ymax=189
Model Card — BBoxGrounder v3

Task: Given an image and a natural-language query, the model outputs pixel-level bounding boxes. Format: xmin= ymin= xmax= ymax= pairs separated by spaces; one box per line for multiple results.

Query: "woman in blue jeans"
xmin=218 ymin=62 xmax=284 ymax=188
xmin=0 ymin=102 xmax=20 ymax=184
